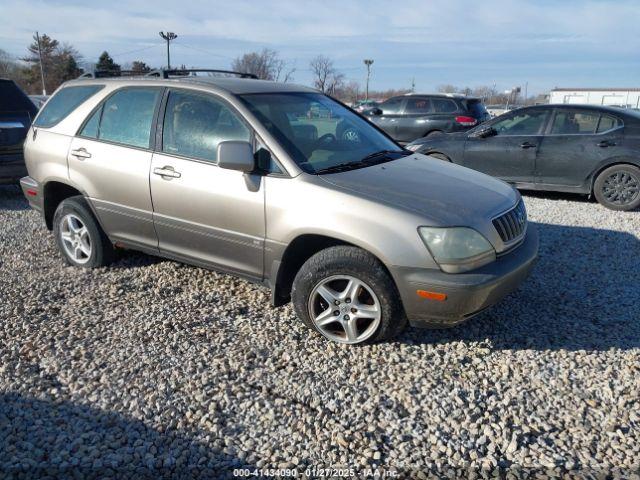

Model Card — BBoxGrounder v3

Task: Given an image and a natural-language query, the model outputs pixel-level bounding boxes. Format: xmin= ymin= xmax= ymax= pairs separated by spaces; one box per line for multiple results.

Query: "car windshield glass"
xmin=239 ymin=92 xmax=404 ymax=174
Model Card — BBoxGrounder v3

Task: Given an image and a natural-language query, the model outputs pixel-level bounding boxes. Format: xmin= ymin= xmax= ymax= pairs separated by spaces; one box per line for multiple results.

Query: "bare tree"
xmin=232 ymin=48 xmax=294 ymax=82
xmin=309 ymin=55 xmax=344 ymax=94
xmin=436 ymin=84 xmax=458 ymax=94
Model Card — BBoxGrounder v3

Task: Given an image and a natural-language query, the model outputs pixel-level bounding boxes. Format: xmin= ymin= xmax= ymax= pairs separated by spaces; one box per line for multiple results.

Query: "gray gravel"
xmin=1 ymin=184 xmax=639 ymax=479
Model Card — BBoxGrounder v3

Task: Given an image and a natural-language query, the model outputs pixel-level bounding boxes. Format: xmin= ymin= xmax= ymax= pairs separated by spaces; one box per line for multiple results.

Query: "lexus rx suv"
xmin=20 ymin=70 xmax=538 ymax=345
xmin=364 ymin=93 xmax=490 ymax=143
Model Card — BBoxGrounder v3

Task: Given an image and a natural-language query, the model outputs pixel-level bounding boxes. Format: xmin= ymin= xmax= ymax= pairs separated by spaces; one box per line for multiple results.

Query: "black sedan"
xmin=406 ymin=104 xmax=640 ymax=211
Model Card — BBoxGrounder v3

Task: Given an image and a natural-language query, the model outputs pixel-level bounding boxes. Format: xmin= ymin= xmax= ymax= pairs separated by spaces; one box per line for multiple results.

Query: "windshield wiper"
xmin=315 ymin=150 xmax=407 ymax=174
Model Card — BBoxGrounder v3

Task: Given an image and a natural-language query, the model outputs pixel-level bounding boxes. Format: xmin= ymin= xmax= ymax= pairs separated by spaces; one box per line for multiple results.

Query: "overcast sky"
xmin=2 ymin=0 xmax=639 ymax=94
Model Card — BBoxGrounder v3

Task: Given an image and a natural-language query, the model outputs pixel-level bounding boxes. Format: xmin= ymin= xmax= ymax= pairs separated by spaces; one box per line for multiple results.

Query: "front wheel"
xmin=593 ymin=165 xmax=640 ymax=211
xmin=291 ymin=246 xmax=406 ymax=344
xmin=53 ymin=196 xmax=115 ymax=268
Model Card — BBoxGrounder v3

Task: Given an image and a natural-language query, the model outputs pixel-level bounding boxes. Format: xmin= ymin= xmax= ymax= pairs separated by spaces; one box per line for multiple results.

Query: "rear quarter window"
xmin=33 ymin=85 xmax=104 ymax=128
xmin=431 ymin=98 xmax=458 ymax=113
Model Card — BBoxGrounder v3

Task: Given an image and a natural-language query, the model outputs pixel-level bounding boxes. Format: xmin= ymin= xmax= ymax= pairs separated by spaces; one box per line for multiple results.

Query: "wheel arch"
xmin=589 ymin=159 xmax=640 ymax=194
xmin=269 ymin=233 xmax=395 ymax=307
xmin=42 ymin=181 xmax=84 ymax=230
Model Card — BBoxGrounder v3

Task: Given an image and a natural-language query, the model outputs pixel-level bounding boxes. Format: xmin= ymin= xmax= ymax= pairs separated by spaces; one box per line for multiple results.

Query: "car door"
xmin=149 ymin=88 xmax=265 ymax=279
xmin=68 ymin=86 xmax=163 ymax=249
xmin=394 ymin=96 xmax=432 ymax=142
xmin=462 ymin=108 xmax=550 ymax=184
xmin=369 ymin=96 xmax=405 ymax=139
xmin=536 ymin=108 xmax=624 ymax=190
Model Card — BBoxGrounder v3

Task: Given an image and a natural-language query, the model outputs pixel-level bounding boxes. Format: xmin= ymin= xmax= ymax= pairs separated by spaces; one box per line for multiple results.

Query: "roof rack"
xmin=77 ymin=70 xmax=150 ymax=79
xmin=145 ymin=69 xmax=259 ymax=79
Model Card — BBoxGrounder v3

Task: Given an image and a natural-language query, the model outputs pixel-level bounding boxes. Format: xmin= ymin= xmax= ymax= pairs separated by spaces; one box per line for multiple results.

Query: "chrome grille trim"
xmin=492 ymin=200 xmax=527 ymax=246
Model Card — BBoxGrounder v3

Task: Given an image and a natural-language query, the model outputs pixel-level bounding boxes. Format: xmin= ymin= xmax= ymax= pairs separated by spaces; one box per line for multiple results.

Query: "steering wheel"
xmin=314 ymin=133 xmax=336 ymax=147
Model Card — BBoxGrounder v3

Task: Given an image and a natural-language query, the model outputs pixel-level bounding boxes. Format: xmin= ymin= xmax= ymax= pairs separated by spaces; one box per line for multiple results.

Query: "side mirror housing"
xmin=217 ymin=141 xmax=255 ymax=172
xmin=366 ymin=108 xmax=382 ymax=116
xmin=471 ymin=125 xmax=496 ymax=139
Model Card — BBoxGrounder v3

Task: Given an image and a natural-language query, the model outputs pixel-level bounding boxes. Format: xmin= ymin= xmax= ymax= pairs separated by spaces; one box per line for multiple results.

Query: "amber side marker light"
xmin=416 ymin=290 xmax=447 ymax=301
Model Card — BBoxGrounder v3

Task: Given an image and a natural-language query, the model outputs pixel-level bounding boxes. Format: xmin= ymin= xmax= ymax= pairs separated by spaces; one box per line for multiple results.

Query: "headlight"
xmin=418 ymin=227 xmax=495 ymax=273
xmin=405 ymin=144 xmax=422 ymax=152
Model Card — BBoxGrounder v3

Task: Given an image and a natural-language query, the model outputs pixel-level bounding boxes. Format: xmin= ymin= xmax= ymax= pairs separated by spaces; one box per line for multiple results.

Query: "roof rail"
xmin=146 ymin=69 xmax=259 ymax=79
xmin=77 ymin=70 xmax=152 ymax=79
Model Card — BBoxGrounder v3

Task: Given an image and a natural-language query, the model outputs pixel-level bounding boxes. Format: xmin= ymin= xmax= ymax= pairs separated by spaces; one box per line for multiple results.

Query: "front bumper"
xmin=391 ymin=226 xmax=539 ymax=327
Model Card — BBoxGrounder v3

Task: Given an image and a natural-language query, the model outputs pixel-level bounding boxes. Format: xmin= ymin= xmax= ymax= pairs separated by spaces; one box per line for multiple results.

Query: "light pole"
xmin=364 ymin=59 xmax=374 ymax=101
xmin=159 ymin=31 xmax=178 ymax=69
xmin=35 ymin=31 xmax=46 ymax=95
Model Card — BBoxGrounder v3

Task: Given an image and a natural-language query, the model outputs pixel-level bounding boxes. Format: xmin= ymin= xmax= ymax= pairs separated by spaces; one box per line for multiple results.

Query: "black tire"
xmin=593 ymin=164 xmax=640 ymax=211
xmin=427 ymin=152 xmax=451 ymax=162
xmin=291 ymin=246 xmax=407 ymax=344
xmin=53 ymin=196 xmax=115 ymax=268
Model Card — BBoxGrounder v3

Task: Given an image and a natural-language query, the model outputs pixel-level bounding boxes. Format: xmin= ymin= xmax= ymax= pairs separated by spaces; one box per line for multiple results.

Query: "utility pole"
xmin=411 ymin=77 xmax=415 ymax=93
xmin=159 ymin=31 xmax=178 ymax=69
xmin=35 ymin=31 xmax=46 ymax=95
xmin=363 ymin=59 xmax=374 ymax=100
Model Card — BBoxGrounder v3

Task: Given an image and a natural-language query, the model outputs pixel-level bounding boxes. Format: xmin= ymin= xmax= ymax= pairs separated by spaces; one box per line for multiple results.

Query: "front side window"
xmin=34 ymin=85 xmax=103 ymax=128
xmin=550 ymin=110 xmax=600 ymax=135
xmin=379 ymin=97 xmax=404 ymax=114
xmin=240 ymin=92 xmax=405 ymax=174
xmin=492 ymin=110 xmax=548 ymax=136
xmin=404 ymin=97 xmax=432 ymax=114
xmin=162 ymin=90 xmax=251 ymax=163
xmin=80 ymin=87 xmax=161 ymax=148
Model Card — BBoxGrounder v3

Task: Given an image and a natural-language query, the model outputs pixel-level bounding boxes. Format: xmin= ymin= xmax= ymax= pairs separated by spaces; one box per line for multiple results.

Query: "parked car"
xmin=406 ymin=104 xmax=640 ymax=211
xmin=352 ymin=99 xmax=379 ymax=113
xmin=1 ymin=79 xmax=38 ymax=184
xmin=20 ymin=70 xmax=537 ymax=345
xmin=364 ymin=93 xmax=490 ymax=143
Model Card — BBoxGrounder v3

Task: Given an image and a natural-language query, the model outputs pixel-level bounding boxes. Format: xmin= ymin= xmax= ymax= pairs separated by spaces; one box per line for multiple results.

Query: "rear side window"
xmin=404 ymin=97 xmax=432 ymax=114
xmin=431 ymin=98 xmax=458 ymax=113
xmin=162 ymin=90 xmax=250 ymax=163
xmin=597 ymin=115 xmax=621 ymax=133
xmin=34 ymin=85 xmax=103 ymax=128
xmin=80 ymin=87 xmax=161 ymax=149
xmin=550 ymin=110 xmax=600 ymax=135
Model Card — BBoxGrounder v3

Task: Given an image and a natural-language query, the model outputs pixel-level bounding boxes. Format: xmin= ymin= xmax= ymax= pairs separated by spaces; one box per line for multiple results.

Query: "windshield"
xmin=239 ymin=92 xmax=404 ymax=174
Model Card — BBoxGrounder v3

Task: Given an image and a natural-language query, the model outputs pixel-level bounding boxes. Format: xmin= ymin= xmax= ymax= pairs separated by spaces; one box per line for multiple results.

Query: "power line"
xmin=173 ymin=41 xmax=234 ymax=60
xmin=111 ymin=43 xmax=164 ymax=58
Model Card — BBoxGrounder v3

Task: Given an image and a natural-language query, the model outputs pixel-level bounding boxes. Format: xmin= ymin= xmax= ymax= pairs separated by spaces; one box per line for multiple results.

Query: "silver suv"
xmin=20 ymin=70 xmax=538 ymax=345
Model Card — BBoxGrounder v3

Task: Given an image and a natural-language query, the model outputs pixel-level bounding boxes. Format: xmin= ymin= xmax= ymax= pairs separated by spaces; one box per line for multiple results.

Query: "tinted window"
xmin=404 ymin=97 xmax=432 ymax=114
xmin=466 ymin=99 xmax=488 ymax=119
xmin=80 ymin=106 xmax=101 ymax=138
xmin=33 ymin=85 xmax=103 ymax=128
xmin=98 ymin=88 xmax=160 ymax=148
xmin=379 ymin=97 xmax=403 ymax=114
xmin=597 ymin=115 xmax=620 ymax=133
xmin=162 ymin=90 xmax=250 ymax=163
xmin=431 ymin=98 xmax=458 ymax=113
xmin=551 ymin=110 xmax=600 ymax=134
xmin=492 ymin=110 xmax=548 ymax=136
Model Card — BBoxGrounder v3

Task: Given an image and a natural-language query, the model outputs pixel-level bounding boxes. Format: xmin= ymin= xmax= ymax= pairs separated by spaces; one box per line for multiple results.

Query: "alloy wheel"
xmin=60 ymin=213 xmax=92 ymax=264
xmin=602 ymin=171 xmax=640 ymax=206
xmin=308 ymin=275 xmax=381 ymax=344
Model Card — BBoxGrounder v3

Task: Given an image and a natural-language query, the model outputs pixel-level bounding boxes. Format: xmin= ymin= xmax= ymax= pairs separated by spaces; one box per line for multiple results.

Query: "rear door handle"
xmin=153 ymin=166 xmax=181 ymax=179
xmin=70 ymin=148 xmax=92 ymax=159
xmin=597 ymin=140 xmax=615 ymax=148
xmin=520 ymin=142 xmax=537 ymax=149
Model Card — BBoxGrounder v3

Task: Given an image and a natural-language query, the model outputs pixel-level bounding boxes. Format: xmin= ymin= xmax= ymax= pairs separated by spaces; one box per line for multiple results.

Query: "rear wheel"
xmin=53 ymin=196 xmax=114 ymax=267
xmin=593 ymin=165 xmax=640 ymax=211
xmin=291 ymin=246 xmax=406 ymax=344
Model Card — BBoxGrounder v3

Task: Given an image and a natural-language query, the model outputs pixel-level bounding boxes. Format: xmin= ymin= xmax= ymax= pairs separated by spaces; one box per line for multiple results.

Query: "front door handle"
xmin=597 ymin=140 xmax=615 ymax=148
xmin=153 ymin=166 xmax=181 ymax=179
xmin=520 ymin=142 xmax=537 ymax=149
xmin=70 ymin=148 xmax=92 ymax=160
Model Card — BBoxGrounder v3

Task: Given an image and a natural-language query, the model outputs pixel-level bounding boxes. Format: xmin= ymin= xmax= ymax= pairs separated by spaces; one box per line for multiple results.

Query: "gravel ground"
xmin=0 ymin=184 xmax=639 ymax=479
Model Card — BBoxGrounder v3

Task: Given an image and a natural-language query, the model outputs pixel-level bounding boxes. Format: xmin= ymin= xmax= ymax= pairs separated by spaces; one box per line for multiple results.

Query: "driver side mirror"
xmin=217 ymin=141 xmax=255 ymax=173
xmin=471 ymin=125 xmax=497 ymax=139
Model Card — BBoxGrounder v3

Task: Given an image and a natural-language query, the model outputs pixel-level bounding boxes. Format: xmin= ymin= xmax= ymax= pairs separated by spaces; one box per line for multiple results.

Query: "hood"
xmin=318 ymin=154 xmax=518 ymax=226
xmin=409 ymin=131 xmax=466 ymax=147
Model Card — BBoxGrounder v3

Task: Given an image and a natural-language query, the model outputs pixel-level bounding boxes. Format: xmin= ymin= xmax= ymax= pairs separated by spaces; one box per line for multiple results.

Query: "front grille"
xmin=493 ymin=200 xmax=527 ymax=244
